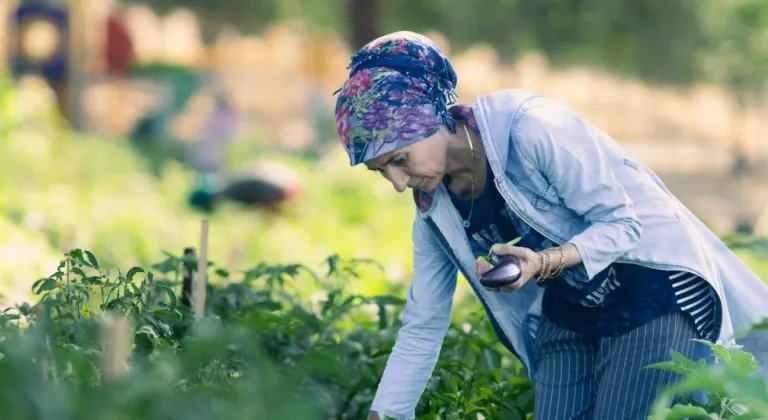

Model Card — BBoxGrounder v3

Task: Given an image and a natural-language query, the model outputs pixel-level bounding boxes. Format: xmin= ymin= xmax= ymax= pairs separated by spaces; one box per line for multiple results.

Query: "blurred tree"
xmin=495 ymin=0 xmax=708 ymax=85
xmin=382 ymin=0 xmax=533 ymax=59
xmin=349 ymin=0 xmax=381 ymax=50
xmin=123 ymin=0 xmax=768 ymax=103
xmin=120 ymin=0 xmax=279 ymax=42
xmin=379 ymin=0 xmax=711 ymax=85
xmin=120 ymin=0 xmax=343 ymax=42
xmin=701 ymin=0 xmax=768 ymax=175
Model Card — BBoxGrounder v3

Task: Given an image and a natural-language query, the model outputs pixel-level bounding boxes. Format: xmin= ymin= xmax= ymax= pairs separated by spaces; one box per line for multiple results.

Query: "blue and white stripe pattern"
xmin=669 ymin=271 xmax=718 ymax=341
xmin=534 ymin=311 xmax=700 ymax=420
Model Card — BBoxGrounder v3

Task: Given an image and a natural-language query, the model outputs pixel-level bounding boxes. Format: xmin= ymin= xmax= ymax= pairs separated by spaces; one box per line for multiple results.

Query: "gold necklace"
xmin=461 ymin=123 xmax=475 ymax=229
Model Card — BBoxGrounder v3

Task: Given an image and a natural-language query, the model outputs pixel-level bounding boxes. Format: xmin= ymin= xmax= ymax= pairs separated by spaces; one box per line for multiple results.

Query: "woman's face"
xmin=364 ymin=126 xmax=453 ymax=194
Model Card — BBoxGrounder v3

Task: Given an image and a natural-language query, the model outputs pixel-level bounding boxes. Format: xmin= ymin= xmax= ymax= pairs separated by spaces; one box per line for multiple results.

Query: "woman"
xmin=333 ymin=31 xmax=768 ymax=420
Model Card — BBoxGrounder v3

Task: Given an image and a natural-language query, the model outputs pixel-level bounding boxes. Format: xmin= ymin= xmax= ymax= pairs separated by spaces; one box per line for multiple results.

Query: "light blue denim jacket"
xmin=370 ymin=89 xmax=768 ymax=420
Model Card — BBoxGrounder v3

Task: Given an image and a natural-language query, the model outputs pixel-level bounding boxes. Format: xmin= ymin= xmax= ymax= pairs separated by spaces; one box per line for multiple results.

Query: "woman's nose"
xmin=387 ymin=169 xmax=409 ymax=193
xmin=390 ymin=177 xmax=408 ymax=193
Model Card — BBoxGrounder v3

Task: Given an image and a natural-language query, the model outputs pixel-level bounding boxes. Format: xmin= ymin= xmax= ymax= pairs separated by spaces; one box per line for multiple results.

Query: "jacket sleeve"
xmin=369 ymin=215 xmax=458 ymax=420
xmin=514 ymin=101 xmax=643 ymax=280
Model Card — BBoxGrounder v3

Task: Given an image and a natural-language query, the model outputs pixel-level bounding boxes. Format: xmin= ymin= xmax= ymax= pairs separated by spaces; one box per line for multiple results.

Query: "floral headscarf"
xmin=334 ymin=31 xmax=459 ymax=166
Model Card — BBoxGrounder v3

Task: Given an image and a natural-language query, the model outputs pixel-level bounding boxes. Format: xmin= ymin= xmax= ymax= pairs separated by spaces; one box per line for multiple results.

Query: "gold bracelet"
xmin=536 ymin=251 xmax=552 ymax=283
xmin=543 ymin=251 xmax=554 ymax=279
xmin=551 ymin=246 xmax=568 ymax=277
xmin=534 ymin=251 xmax=546 ymax=283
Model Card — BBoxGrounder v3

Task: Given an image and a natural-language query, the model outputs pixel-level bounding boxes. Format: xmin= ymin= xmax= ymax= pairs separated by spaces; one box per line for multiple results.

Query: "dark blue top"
xmin=446 ymin=159 xmax=712 ymax=338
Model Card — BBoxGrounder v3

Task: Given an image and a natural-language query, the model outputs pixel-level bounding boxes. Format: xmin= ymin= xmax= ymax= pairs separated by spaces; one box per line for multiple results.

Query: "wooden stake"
xmin=100 ymin=313 xmax=132 ymax=383
xmin=67 ymin=0 xmax=86 ymax=129
xmin=35 ymin=304 xmax=49 ymax=380
xmin=193 ymin=220 xmax=209 ymax=318
xmin=181 ymin=247 xmax=196 ymax=308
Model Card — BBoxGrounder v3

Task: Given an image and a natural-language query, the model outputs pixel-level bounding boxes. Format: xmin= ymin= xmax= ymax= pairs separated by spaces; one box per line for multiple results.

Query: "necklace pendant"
xmin=462 ymin=220 xmax=471 ymax=228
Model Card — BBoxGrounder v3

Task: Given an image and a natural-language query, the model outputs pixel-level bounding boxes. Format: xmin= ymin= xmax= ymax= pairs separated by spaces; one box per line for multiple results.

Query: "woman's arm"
xmin=514 ymin=100 xmax=643 ymax=279
xmin=368 ymin=215 xmax=458 ymax=420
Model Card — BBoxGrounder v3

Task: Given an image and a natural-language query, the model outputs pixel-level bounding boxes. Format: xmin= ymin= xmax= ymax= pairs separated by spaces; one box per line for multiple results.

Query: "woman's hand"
xmin=476 ymin=244 xmax=543 ymax=292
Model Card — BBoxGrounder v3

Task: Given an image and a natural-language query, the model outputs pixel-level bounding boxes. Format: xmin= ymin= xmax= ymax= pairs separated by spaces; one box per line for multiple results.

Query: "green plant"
xmin=2 ymin=242 xmax=768 ymax=420
xmin=648 ymin=334 xmax=768 ymax=420
xmin=0 ymin=248 xmax=535 ymax=420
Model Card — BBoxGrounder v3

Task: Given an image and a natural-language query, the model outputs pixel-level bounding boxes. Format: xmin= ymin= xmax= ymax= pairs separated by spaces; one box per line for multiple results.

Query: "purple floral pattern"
xmin=334 ymin=31 xmax=458 ymax=166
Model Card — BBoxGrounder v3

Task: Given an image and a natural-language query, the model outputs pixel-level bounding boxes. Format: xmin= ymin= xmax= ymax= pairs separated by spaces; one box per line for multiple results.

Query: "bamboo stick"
xmin=100 ymin=313 xmax=132 ymax=383
xmin=193 ymin=219 xmax=209 ymax=318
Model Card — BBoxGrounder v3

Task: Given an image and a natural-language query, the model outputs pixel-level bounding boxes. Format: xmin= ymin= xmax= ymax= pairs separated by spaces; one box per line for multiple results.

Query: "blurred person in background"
xmin=186 ymin=93 xmax=302 ymax=213
xmin=187 ymin=92 xmax=239 ymax=175
xmin=333 ymin=31 xmax=768 ymax=420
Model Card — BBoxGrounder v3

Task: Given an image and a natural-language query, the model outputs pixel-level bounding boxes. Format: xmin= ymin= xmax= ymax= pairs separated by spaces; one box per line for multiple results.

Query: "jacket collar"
xmin=414 ymin=89 xmax=543 ymax=217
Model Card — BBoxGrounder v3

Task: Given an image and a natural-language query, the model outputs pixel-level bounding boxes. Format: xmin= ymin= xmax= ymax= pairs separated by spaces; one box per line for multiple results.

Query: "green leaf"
xmin=83 ymin=276 xmax=102 ymax=285
xmin=34 ymin=278 xmax=57 ymax=294
xmin=126 ymin=267 xmax=145 ymax=282
xmin=730 ymin=351 xmax=758 ymax=376
xmin=68 ymin=248 xmax=85 ymax=261
xmin=645 ymin=361 xmax=692 ymax=376
xmin=695 ymin=339 xmax=733 ymax=364
xmin=31 ymin=278 xmax=47 ymax=292
xmin=154 ymin=285 xmax=178 ymax=308
xmin=370 ymin=295 xmax=406 ymax=307
xmin=129 ymin=283 xmax=141 ymax=295
xmin=377 ymin=302 xmax=388 ymax=330
xmin=84 ymin=251 xmax=100 ymax=269
xmin=665 ymin=404 xmax=711 ymax=419
xmin=321 ymin=289 xmax=340 ymax=316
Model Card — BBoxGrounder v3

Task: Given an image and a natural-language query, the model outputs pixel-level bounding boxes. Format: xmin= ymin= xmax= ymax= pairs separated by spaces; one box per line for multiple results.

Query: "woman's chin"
xmin=419 ymin=179 xmax=438 ymax=193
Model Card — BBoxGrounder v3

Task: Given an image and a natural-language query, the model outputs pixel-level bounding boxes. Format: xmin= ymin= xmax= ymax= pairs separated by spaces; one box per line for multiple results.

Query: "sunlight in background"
xmin=18 ymin=18 xmax=60 ymax=63
xmin=0 ymin=0 xmax=766 ymax=304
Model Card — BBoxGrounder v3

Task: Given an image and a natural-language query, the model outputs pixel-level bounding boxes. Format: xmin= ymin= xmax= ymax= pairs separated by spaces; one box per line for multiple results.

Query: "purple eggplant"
xmin=488 ymin=252 xmax=504 ymax=266
xmin=479 ymin=255 xmax=523 ymax=288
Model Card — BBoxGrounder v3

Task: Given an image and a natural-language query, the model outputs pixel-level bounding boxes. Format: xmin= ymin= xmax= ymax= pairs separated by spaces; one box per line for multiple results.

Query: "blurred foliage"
xmin=721 ymin=234 xmax=768 ymax=282
xmin=1 ymin=248 xmax=766 ymax=419
xmin=0 ymin=248 xmax=531 ymax=419
xmin=122 ymin=0 xmax=768 ymax=91
xmin=0 ymin=75 xmax=419 ymax=303
xmin=513 ymin=0 xmax=707 ymax=84
xmin=648 ymin=338 xmax=768 ymax=420
xmin=702 ymin=0 xmax=768 ymax=106
xmin=3 ymin=3 xmax=768 ymax=411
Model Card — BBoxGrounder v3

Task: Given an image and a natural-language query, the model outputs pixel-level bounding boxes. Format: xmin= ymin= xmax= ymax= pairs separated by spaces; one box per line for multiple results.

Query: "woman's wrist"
xmin=534 ymin=250 xmax=553 ymax=283
xmin=531 ymin=251 xmax=544 ymax=277
xmin=535 ymin=245 xmax=571 ymax=282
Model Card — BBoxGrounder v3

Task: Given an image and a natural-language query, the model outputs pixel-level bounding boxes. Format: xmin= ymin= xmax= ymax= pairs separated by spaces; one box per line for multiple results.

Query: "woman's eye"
xmin=393 ymin=156 xmax=408 ymax=166
xmin=369 ymin=168 xmax=385 ymax=176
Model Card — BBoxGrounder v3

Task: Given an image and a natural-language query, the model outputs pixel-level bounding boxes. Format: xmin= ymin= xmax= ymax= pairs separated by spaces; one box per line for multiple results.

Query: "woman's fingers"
xmin=479 ymin=244 xmax=537 ymax=293
xmin=475 ymin=258 xmax=493 ymax=276
xmin=490 ymin=244 xmax=529 ymax=258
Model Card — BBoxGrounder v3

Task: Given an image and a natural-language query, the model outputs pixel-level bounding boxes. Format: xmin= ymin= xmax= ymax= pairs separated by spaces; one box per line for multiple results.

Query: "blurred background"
xmin=2 ymin=0 xmax=768 ymax=306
